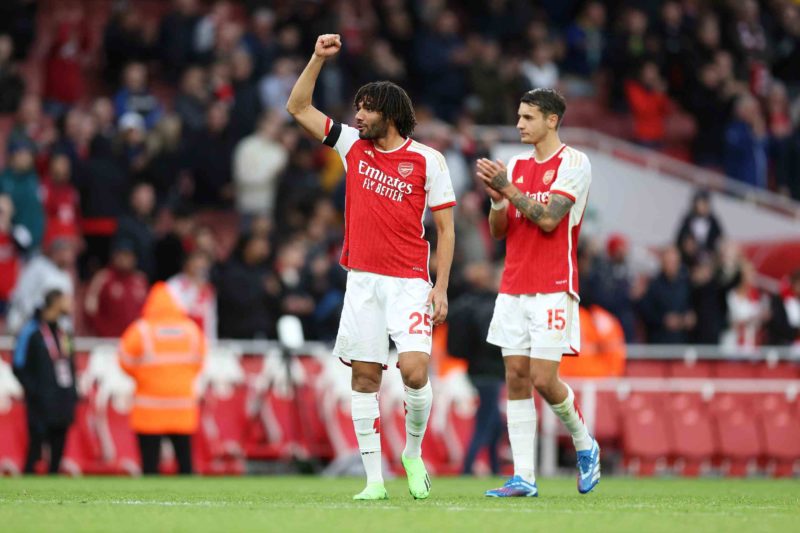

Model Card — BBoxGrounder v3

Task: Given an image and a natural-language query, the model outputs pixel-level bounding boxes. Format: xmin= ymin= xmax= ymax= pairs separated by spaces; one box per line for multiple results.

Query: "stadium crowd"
xmin=0 ymin=0 xmax=799 ymax=349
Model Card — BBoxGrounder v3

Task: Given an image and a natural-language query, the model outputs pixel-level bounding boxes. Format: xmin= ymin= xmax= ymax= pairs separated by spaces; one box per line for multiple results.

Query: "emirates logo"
xmin=398 ymin=162 xmax=414 ymax=177
xmin=543 ymin=169 xmax=555 ymax=185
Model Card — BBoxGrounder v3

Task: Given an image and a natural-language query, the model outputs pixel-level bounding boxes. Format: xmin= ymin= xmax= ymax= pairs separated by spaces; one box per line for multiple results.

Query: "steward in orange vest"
xmin=119 ymin=282 xmax=206 ymax=474
xmin=560 ymin=304 xmax=626 ymax=378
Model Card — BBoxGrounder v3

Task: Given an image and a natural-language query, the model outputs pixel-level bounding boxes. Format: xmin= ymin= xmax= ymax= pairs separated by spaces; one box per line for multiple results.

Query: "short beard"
xmin=358 ymin=118 xmax=390 ymax=140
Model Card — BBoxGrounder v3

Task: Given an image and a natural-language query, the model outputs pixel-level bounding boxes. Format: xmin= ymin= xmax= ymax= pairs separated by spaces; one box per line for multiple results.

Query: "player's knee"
xmin=505 ymin=366 xmax=529 ymax=396
xmin=351 ymin=372 xmax=381 ymax=393
xmin=531 ymin=374 xmax=558 ymax=399
xmin=400 ymin=366 xmax=428 ymax=389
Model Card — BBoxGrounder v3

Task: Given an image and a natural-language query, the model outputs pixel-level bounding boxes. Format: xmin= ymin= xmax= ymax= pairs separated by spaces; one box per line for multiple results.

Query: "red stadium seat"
xmin=759 ymin=410 xmax=800 ymax=477
xmin=713 ymin=409 xmax=764 ymax=476
xmin=667 ymin=407 xmax=716 ymax=476
xmin=0 ymin=400 xmax=28 ymax=474
xmin=668 ymin=360 xmax=714 ymax=378
xmin=757 ymin=362 xmax=799 ymax=379
xmin=714 ymin=362 xmax=760 ymax=379
xmin=625 ymin=361 xmax=669 ymax=378
xmin=707 ymin=393 xmax=752 ymax=417
xmin=593 ymin=391 xmax=621 ymax=444
xmin=622 ymin=407 xmax=670 ymax=475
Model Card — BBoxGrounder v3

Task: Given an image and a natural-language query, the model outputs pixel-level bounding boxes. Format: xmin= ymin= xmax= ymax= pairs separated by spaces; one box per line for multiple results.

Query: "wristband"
xmin=490 ymin=197 xmax=508 ymax=210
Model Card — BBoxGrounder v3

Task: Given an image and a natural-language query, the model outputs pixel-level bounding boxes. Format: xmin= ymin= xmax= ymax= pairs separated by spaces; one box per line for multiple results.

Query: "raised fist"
xmin=314 ymin=34 xmax=342 ymax=59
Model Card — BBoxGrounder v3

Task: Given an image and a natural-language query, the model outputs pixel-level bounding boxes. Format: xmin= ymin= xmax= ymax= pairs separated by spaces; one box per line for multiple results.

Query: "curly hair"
xmin=354 ymin=81 xmax=417 ymax=138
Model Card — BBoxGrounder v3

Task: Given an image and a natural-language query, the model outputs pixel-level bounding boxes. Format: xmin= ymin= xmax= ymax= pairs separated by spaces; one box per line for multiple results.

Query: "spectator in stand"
xmin=174 ymin=66 xmax=210 ymax=138
xmin=167 ymin=249 xmax=217 ymax=342
xmin=0 ymin=0 xmax=37 ymax=61
xmin=13 ymin=289 xmax=76 ymax=474
xmin=625 ymin=60 xmax=670 ymax=148
xmin=91 ymin=98 xmax=117 ymax=154
xmin=447 ymin=261 xmax=505 ymax=476
xmin=115 ymin=112 xmax=150 ymax=180
xmin=187 ymin=101 xmax=235 ymax=207
xmin=766 ymin=82 xmax=794 ymax=196
xmin=0 ymin=34 xmax=24 ymax=114
xmin=0 ymin=141 xmax=43 ymax=250
xmin=414 ymin=10 xmax=468 ymax=122
xmin=7 ymin=94 xmax=55 ymax=162
xmin=103 ymin=4 xmax=156 ymax=86
xmin=233 ymin=111 xmax=288 ymax=219
xmin=41 ymin=153 xmax=81 ymax=245
xmin=607 ymin=7 xmax=652 ymax=110
xmin=115 ymin=182 xmax=157 ymax=281
xmin=0 ymin=195 xmax=23 ymax=314
xmin=43 ymin=15 xmax=90 ymax=116
xmin=158 ymin=0 xmax=202 ymax=83
xmin=215 ymin=232 xmax=280 ymax=339
xmin=83 ymin=240 xmax=148 ymax=338
xmin=772 ymin=3 xmax=800 ymax=91
xmin=686 ymin=62 xmax=732 ymax=168
xmin=7 ymin=237 xmax=75 ymax=334
xmin=258 ymin=57 xmax=299 ymax=119
xmin=230 ymin=47 xmax=264 ymax=141
xmin=467 ymin=38 xmax=511 ymax=125
xmin=209 ymin=59 xmax=234 ymax=105
xmin=521 ymin=41 xmax=559 ymax=90
xmin=589 ymin=234 xmax=638 ymax=342
xmin=688 ymin=254 xmax=735 ymax=345
xmin=154 ymin=205 xmax=194 ymax=282
xmin=113 ymin=62 xmax=163 ymax=130
xmin=562 ymin=1 xmax=607 ymax=79
xmin=727 ymin=0 xmax=769 ymax=64
xmin=73 ymin=136 xmax=129 ymax=279
xmin=724 ymin=94 xmax=768 ymax=188
xmin=676 ymin=189 xmax=724 ymax=265
xmin=721 ymin=261 xmax=768 ymax=351
xmin=689 ymin=14 xmax=722 ymax=71
xmin=143 ymin=114 xmax=188 ymax=205
xmin=766 ymin=269 xmax=800 ymax=345
xmin=242 ymin=8 xmax=278 ymax=79
xmin=274 ymin=137 xmax=324 ymax=235
xmin=638 ymin=246 xmax=695 ymax=344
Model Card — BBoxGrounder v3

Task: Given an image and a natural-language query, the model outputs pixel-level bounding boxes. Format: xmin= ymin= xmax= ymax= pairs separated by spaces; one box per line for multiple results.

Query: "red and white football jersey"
xmin=323 ymin=118 xmax=456 ymax=281
xmin=501 ymin=144 xmax=591 ymax=298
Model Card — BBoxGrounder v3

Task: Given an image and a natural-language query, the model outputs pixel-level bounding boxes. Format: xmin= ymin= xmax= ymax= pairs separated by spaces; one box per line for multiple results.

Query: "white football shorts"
xmin=486 ymin=291 xmax=580 ymax=362
xmin=333 ymin=270 xmax=433 ymax=366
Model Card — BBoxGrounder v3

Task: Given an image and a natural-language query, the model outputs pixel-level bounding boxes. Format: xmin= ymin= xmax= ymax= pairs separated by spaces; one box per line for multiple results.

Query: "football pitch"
xmin=0 ymin=476 xmax=798 ymax=533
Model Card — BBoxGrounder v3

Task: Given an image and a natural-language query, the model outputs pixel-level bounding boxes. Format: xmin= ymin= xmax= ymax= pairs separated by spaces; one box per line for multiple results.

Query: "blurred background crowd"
xmin=1 ymin=0 xmax=800 ymax=350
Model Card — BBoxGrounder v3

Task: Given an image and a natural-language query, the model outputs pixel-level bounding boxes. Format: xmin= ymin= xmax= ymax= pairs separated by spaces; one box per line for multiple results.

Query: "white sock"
xmin=351 ymin=390 xmax=383 ymax=484
xmin=548 ymin=383 xmax=593 ymax=451
xmin=402 ymin=380 xmax=432 ymax=459
xmin=507 ymin=398 xmax=536 ymax=483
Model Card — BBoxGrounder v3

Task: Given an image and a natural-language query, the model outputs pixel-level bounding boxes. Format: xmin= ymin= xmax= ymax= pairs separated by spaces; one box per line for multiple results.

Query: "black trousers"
xmin=137 ymin=434 xmax=193 ymax=475
xmin=25 ymin=425 xmax=68 ymax=474
xmin=462 ymin=377 xmax=504 ymax=475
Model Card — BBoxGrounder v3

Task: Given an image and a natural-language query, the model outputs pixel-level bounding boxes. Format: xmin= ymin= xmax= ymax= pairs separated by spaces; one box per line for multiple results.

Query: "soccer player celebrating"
xmin=286 ymin=34 xmax=456 ymax=500
xmin=476 ymin=89 xmax=599 ymax=497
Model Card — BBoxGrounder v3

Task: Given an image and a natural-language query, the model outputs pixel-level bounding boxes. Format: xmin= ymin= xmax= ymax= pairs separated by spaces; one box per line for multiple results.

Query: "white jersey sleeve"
xmin=551 ymin=147 xmax=591 ymax=203
xmin=322 ymin=118 xmax=360 ymax=163
xmin=423 ymin=147 xmax=456 ymax=211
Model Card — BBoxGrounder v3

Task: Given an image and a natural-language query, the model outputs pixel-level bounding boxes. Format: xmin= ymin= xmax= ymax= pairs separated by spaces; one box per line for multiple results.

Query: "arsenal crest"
xmin=542 ymin=169 xmax=555 ymax=185
xmin=398 ymin=162 xmax=414 ymax=177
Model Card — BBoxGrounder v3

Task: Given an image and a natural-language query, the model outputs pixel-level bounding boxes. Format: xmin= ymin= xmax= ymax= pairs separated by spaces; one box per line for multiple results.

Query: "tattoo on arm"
xmin=509 ymin=192 xmax=574 ymax=229
xmin=489 ymin=169 xmax=510 ymax=191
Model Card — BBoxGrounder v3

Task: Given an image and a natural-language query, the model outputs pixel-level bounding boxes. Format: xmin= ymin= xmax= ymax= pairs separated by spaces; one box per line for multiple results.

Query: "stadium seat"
xmin=668 ymin=360 xmax=714 ymax=378
xmin=0 ymin=400 xmax=27 ymax=475
xmin=756 ymin=362 xmax=799 ymax=379
xmin=714 ymin=362 xmax=760 ymax=379
xmin=622 ymin=406 xmax=670 ymax=476
xmin=593 ymin=391 xmax=621 ymax=444
xmin=624 ymin=360 xmax=669 ymax=378
xmin=759 ymin=410 xmax=800 ymax=477
xmin=713 ymin=409 xmax=764 ymax=476
xmin=667 ymin=407 xmax=716 ymax=476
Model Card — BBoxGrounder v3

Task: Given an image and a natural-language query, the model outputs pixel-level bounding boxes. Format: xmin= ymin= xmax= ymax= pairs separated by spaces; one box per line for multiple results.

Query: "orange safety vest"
xmin=119 ymin=282 xmax=206 ymax=434
xmin=560 ymin=305 xmax=626 ymax=378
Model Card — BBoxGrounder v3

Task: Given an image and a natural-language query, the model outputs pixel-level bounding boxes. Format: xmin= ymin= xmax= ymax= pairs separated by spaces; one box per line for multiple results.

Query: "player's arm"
xmin=477 ymin=158 xmax=573 ymax=233
xmin=285 ymin=34 xmax=341 ymax=141
xmin=486 ymin=188 xmax=509 ymax=240
xmin=429 ymin=207 xmax=455 ymax=325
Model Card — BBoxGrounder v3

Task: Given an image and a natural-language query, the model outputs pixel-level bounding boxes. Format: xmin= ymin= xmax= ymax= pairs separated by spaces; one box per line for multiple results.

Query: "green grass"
xmin=0 ymin=476 xmax=798 ymax=533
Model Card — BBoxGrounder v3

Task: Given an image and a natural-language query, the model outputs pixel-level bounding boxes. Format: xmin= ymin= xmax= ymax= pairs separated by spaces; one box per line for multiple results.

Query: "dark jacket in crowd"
xmin=587 ymin=258 xmax=637 ymax=342
xmin=115 ymin=214 xmax=156 ymax=281
xmin=676 ymin=213 xmax=724 ymax=255
xmin=638 ymin=270 xmax=693 ymax=344
xmin=13 ymin=318 xmax=77 ymax=429
xmin=447 ymin=289 xmax=505 ymax=380
xmin=215 ymin=258 xmax=280 ymax=339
